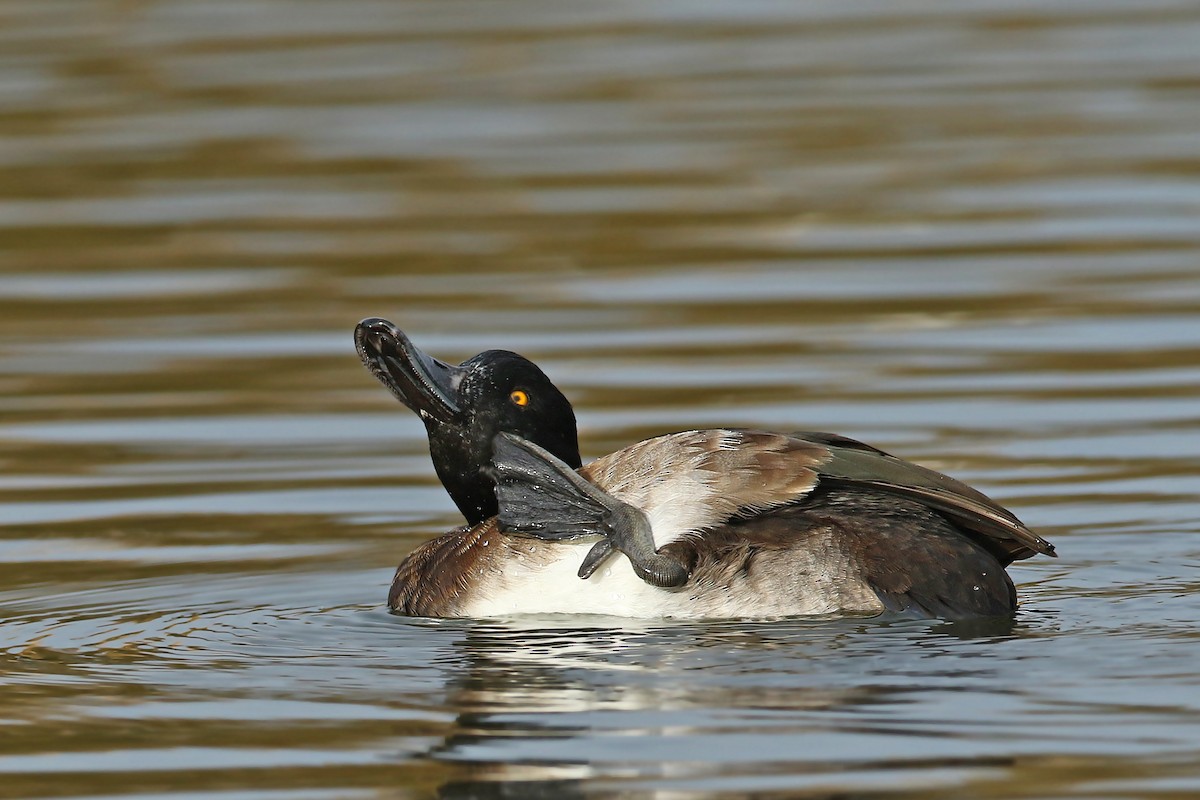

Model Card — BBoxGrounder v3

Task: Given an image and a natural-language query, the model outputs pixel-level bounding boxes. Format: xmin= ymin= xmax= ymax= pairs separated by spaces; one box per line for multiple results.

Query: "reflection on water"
xmin=2 ymin=0 xmax=1200 ymax=797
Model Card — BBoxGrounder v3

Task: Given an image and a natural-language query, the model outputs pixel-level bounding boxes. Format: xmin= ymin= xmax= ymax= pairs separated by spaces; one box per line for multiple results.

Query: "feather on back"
xmin=580 ymin=430 xmax=826 ymax=547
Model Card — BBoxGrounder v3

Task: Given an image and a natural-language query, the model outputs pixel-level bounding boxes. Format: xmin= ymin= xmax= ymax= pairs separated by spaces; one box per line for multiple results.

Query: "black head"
xmin=354 ymin=318 xmax=581 ymax=525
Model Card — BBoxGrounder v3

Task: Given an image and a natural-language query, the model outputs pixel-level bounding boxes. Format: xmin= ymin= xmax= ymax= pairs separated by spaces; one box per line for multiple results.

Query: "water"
xmin=2 ymin=1 xmax=1199 ymax=797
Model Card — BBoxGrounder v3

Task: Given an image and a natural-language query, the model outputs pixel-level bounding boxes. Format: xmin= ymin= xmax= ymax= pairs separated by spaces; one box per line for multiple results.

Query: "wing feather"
xmin=800 ymin=432 xmax=1054 ymax=565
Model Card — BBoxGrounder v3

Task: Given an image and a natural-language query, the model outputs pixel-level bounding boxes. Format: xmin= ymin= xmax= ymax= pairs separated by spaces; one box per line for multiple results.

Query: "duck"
xmin=355 ymin=317 xmax=1055 ymax=620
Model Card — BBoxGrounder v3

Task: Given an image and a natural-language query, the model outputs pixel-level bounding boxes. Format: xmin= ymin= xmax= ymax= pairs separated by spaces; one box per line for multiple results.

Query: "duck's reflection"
xmin=413 ymin=614 xmax=1020 ymax=798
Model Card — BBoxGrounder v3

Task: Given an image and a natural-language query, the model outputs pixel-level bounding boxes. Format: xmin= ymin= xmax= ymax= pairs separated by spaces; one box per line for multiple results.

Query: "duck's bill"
xmin=354 ymin=318 xmax=464 ymax=424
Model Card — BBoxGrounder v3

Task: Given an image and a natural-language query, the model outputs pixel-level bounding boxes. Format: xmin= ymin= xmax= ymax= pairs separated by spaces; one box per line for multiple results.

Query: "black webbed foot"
xmin=490 ymin=433 xmax=689 ymax=588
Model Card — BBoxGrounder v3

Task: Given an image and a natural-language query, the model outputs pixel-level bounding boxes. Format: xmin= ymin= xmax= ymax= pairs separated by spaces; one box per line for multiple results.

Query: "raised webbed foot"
xmin=489 ymin=433 xmax=689 ymax=588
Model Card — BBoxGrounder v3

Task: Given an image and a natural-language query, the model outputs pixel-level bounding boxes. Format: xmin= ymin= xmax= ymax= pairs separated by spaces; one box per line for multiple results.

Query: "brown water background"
xmin=2 ymin=1 xmax=1200 ymax=798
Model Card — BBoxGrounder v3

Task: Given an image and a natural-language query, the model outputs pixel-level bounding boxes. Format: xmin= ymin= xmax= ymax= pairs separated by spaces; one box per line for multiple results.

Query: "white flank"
xmin=460 ymin=541 xmax=699 ymax=619
xmin=640 ymin=474 xmax=713 ymax=548
xmin=457 ymin=538 xmax=868 ymax=619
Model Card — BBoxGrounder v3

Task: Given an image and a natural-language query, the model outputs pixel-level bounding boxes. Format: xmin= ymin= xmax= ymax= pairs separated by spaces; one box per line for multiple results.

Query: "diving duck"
xmin=355 ymin=318 xmax=1055 ymax=620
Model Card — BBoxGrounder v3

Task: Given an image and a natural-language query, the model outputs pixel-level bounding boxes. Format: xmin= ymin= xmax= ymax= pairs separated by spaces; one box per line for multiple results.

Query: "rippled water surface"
xmin=2 ymin=1 xmax=1200 ymax=797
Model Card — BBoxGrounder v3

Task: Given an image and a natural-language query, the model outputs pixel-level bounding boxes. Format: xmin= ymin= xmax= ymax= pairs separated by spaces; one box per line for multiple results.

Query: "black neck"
xmin=427 ymin=424 xmax=581 ymax=527
xmin=428 ymin=436 xmax=496 ymax=526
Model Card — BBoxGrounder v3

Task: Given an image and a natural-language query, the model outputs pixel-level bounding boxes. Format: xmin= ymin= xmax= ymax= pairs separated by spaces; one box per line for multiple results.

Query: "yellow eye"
xmin=510 ymin=389 xmax=530 ymax=407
